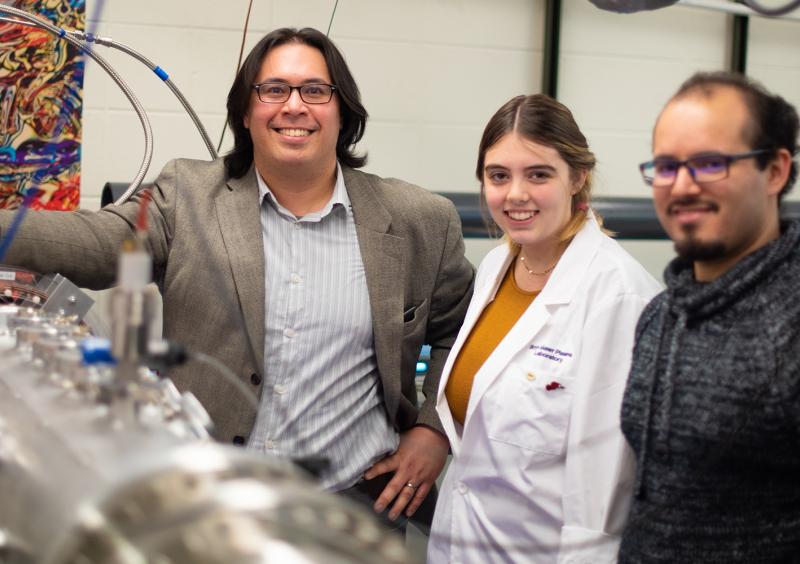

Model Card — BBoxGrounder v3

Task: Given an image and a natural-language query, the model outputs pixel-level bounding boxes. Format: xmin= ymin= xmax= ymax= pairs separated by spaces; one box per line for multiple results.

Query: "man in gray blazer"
xmin=0 ymin=28 xmax=473 ymax=527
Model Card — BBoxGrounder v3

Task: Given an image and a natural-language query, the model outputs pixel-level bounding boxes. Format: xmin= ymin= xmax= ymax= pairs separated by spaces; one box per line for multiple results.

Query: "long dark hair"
xmin=224 ymin=27 xmax=368 ymax=179
xmin=476 ymin=94 xmax=599 ymax=241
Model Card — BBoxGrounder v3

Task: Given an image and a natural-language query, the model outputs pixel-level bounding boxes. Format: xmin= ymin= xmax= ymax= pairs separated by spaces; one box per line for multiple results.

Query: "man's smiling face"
xmin=244 ymin=42 xmax=341 ymax=175
xmin=652 ymin=86 xmax=782 ymax=279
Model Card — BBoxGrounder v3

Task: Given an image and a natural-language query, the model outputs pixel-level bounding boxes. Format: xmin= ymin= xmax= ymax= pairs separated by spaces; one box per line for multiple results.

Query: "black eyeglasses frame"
xmin=639 ymin=148 xmax=772 ymax=188
xmin=252 ymin=82 xmax=338 ymax=105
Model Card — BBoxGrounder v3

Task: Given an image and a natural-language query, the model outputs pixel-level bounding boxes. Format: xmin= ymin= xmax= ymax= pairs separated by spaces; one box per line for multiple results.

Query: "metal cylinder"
xmin=0 ymin=302 xmax=415 ymax=564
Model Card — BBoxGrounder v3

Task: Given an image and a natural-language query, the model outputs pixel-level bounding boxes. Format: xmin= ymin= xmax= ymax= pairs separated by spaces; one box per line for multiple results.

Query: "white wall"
xmin=80 ymin=0 xmax=544 ymax=209
xmin=560 ymin=2 xmax=729 ymax=200
xmin=748 ymin=15 xmax=800 ymax=126
xmin=75 ymin=0 xmax=800 ymax=278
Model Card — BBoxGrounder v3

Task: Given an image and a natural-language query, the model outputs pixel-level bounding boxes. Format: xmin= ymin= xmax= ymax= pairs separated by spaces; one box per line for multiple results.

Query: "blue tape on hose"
xmin=59 ymin=28 xmax=66 ymax=37
xmin=153 ymin=66 xmax=169 ymax=81
xmin=80 ymin=337 xmax=117 ymax=365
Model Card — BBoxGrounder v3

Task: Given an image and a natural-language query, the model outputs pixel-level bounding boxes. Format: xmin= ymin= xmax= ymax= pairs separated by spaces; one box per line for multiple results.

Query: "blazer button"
xmin=232 ymin=435 xmax=245 ymax=445
xmin=250 ymin=373 xmax=262 ymax=386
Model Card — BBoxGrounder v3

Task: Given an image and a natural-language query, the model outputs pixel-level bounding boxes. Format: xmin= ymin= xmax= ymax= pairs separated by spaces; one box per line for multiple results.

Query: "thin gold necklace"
xmin=518 ymin=251 xmax=557 ymax=276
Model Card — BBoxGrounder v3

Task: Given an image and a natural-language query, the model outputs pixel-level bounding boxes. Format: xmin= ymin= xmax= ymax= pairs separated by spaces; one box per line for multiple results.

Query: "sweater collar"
xmin=633 ymin=219 xmax=800 ymax=499
xmin=663 ymin=220 xmax=800 ymax=319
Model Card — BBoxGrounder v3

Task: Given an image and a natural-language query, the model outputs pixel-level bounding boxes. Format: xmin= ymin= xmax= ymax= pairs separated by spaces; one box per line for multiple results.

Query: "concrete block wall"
xmin=80 ymin=0 xmax=544 ymax=210
xmin=559 ymin=3 xmax=728 ymax=200
xmin=75 ymin=0 xmax=800 ymax=275
xmin=749 ymin=15 xmax=800 ymax=122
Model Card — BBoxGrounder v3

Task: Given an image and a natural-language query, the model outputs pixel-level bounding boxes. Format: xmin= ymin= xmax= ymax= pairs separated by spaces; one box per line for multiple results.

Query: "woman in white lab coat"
xmin=427 ymin=95 xmax=661 ymax=564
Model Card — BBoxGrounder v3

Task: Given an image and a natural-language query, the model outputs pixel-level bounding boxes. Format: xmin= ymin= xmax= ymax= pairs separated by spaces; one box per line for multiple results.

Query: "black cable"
xmin=327 ymin=0 xmax=340 ymax=36
xmin=216 ymin=0 xmax=255 ymax=154
xmin=743 ymin=0 xmax=800 ymax=16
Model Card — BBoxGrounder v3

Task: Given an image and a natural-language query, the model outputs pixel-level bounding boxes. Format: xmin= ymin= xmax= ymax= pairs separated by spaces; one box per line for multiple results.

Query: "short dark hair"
xmin=670 ymin=71 xmax=799 ymax=200
xmin=477 ymin=94 xmax=598 ymax=241
xmin=224 ymin=27 xmax=368 ymax=179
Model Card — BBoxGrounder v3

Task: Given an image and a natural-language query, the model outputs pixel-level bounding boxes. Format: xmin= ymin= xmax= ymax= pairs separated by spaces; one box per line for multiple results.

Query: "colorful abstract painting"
xmin=0 ymin=0 xmax=84 ymax=210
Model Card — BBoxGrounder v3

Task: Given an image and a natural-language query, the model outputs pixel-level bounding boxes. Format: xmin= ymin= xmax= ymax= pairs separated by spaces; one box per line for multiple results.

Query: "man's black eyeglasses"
xmin=639 ymin=149 xmax=771 ymax=188
xmin=252 ymin=82 xmax=337 ymax=104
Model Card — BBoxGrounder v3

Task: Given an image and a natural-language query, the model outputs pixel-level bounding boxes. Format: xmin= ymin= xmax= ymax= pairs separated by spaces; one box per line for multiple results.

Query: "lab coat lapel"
xmin=462 ymin=215 xmax=604 ymax=428
xmin=436 ymin=244 xmax=515 ymax=454
xmin=463 ymin=281 xmax=553 ymax=425
xmin=436 ymin=246 xmax=514 ymax=455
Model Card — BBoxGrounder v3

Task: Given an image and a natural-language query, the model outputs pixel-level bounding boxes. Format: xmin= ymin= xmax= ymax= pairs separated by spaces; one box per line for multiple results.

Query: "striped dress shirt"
xmin=247 ymin=164 xmax=399 ymax=490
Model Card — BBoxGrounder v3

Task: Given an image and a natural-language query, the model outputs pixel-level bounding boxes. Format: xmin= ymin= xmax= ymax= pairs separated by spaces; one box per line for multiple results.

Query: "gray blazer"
xmin=1 ymin=158 xmax=474 ymax=443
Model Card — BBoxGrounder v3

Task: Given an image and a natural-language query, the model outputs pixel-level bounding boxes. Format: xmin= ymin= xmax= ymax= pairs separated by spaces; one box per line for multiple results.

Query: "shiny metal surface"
xmin=0 ymin=303 xmax=414 ymax=564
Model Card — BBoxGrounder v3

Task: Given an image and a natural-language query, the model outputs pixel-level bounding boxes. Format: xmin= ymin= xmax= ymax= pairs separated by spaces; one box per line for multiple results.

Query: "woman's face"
xmin=483 ymin=132 xmax=580 ymax=253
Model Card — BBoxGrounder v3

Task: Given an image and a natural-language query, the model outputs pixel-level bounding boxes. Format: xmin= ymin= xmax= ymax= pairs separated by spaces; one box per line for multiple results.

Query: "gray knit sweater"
xmin=619 ymin=220 xmax=800 ymax=564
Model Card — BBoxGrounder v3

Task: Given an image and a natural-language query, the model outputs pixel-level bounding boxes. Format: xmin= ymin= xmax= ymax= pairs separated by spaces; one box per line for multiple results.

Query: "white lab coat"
xmin=428 ymin=215 xmax=661 ymax=564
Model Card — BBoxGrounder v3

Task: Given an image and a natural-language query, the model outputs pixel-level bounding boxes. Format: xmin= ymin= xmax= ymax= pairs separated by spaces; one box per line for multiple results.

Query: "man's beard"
xmin=673 ymin=228 xmax=727 ymax=262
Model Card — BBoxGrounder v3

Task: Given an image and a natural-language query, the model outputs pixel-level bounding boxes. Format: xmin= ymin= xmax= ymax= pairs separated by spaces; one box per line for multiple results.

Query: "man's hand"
xmin=363 ymin=425 xmax=449 ymax=520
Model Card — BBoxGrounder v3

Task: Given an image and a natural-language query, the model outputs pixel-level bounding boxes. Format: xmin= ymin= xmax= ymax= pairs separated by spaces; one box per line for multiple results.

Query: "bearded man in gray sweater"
xmin=619 ymin=72 xmax=800 ymax=563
